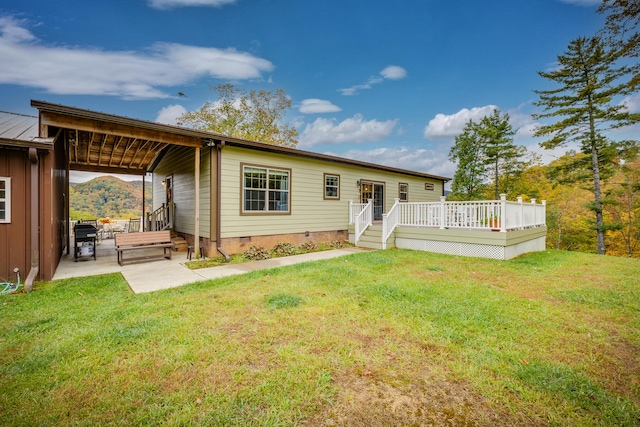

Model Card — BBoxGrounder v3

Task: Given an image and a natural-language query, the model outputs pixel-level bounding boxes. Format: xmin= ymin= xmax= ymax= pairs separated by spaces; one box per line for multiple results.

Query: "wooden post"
xmin=517 ymin=196 xmax=523 ymax=229
xmin=439 ymin=196 xmax=446 ymax=229
xmin=141 ymin=174 xmax=145 ymax=231
xmin=531 ymin=198 xmax=537 ymax=228
xmin=194 ymin=146 xmax=200 ymax=259
xmin=500 ymin=194 xmax=507 ymax=232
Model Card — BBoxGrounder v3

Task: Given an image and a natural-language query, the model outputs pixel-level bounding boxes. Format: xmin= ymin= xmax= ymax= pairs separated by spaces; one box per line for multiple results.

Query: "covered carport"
xmin=30 ymin=100 xmax=209 ymax=283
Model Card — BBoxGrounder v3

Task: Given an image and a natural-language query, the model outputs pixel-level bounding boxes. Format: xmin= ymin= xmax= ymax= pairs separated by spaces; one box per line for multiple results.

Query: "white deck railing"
xmin=350 ymin=199 xmax=373 ymax=244
xmin=351 ymin=194 xmax=546 ymax=248
xmin=390 ymin=194 xmax=545 ymax=236
xmin=382 ymin=199 xmax=400 ymax=249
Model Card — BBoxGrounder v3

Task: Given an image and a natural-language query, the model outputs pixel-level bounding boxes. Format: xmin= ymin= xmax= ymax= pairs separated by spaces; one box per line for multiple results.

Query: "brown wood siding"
xmin=52 ymin=135 xmax=68 ymax=278
xmin=0 ymin=147 xmax=30 ymax=283
xmin=39 ymin=137 xmax=67 ymax=281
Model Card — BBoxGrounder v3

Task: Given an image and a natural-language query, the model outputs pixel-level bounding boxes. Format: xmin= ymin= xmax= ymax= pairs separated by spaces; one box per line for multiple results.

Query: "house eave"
xmin=30 ymin=100 xmax=450 ymax=183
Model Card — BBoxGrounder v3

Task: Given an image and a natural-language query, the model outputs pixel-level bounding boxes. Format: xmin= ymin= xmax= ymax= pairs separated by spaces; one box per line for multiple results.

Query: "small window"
xmin=0 ymin=177 xmax=10 ymax=223
xmin=242 ymin=165 xmax=290 ymax=214
xmin=324 ymin=174 xmax=340 ymax=200
xmin=399 ymin=183 xmax=408 ymax=202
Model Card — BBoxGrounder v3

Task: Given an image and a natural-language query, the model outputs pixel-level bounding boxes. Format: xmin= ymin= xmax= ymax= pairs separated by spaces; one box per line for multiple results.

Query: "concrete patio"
xmin=54 ymin=237 xmax=365 ymax=293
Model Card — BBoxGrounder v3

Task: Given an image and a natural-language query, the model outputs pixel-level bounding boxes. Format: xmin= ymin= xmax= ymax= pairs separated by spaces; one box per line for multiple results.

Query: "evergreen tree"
xmin=477 ymin=109 xmax=525 ymax=199
xmin=448 ymin=109 xmax=527 ymax=200
xmin=598 ymin=0 xmax=640 ymax=90
xmin=533 ymin=36 xmax=640 ymax=255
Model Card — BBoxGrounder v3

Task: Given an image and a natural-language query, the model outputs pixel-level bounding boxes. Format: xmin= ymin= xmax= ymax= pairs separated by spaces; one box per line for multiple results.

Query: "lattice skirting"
xmin=395 ymin=236 xmax=546 ymax=260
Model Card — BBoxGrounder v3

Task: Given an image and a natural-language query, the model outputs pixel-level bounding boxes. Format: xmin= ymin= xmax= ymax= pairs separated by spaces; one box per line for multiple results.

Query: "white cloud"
xmin=155 ymin=104 xmax=188 ymax=125
xmin=504 ymin=104 xmax=539 ymax=141
xmin=148 ymin=0 xmax=237 ymax=9
xmin=424 ymin=105 xmax=497 ymax=140
xmin=339 ymin=65 xmax=406 ymax=96
xmin=339 ymin=77 xmax=383 ymax=96
xmin=0 ymin=16 xmax=273 ymax=99
xmin=299 ymin=99 xmax=342 ymax=114
xmin=621 ymin=93 xmax=640 ymax=112
xmin=380 ymin=65 xmax=407 ymax=80
xmin=558 ymin=0 xmax=600 ymax=6
xmin=327 ymin=146 xmax=454 ymax=179
xmin=0 ymin=16 xmax=35 ymax=43
xmin=298 ymin=114 xmax=397 ymax=148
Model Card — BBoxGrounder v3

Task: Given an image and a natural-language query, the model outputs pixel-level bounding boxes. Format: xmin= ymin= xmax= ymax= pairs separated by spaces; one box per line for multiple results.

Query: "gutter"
xmin=25 ymin=148 xmax=39 ymax=292
xmin=215 ymin=140 xmax=230 ymax=262
xmin=30 ymin=100 xmax=451 ymax=183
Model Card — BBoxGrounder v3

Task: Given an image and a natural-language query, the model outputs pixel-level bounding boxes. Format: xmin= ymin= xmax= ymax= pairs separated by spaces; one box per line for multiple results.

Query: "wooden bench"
xmin=115 ymin=230 xmax=173 ymax=266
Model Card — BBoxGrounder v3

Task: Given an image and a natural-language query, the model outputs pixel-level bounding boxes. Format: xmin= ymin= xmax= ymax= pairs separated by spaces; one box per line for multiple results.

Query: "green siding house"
xmin=149 ymin=136 xmax=449 ymax=257
xmin=27 ymin=100 xmax=546 ymax=267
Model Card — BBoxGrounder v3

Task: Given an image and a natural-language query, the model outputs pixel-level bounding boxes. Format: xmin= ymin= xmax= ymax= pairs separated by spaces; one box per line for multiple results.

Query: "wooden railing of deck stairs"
xmin=146 ymin=203 xmax=174 ymax=231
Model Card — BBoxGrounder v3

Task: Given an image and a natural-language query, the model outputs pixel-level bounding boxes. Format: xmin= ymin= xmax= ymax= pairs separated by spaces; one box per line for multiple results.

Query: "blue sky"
xmin=0 ymin=0 xmax=618 ymax=183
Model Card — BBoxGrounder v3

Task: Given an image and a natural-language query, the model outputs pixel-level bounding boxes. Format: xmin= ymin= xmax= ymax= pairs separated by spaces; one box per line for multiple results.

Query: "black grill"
xmin=74 ymin=223 xmax=97 ymax=261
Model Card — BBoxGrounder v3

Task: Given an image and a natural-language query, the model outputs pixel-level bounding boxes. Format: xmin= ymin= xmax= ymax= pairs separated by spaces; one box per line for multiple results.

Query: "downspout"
xmin=216 ymin=141 xmax=230 ymax=262
xmin=194 ymin=146 xmax=200 ymax=259
xmin=25 ymin=148 xmax=39 ymax=292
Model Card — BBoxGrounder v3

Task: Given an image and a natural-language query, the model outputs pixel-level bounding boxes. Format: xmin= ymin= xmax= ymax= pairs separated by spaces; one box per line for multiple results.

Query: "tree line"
xmin=448 ymin=0 xmax=640 ymax=257
xmin=70 ymin=176 xmax=152 ymax=220
xmin=171 ymin=1 xmax=639 ymax=257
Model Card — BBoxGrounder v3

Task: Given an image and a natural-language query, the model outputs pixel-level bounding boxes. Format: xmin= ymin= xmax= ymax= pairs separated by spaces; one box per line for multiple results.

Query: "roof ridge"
xmin=0 ymin=110 xmax=38 ymax=118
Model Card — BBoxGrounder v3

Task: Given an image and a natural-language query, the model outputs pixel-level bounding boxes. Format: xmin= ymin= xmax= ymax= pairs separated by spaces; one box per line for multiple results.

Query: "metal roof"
xmin=0 ymin=111 xmax=55 ymax=149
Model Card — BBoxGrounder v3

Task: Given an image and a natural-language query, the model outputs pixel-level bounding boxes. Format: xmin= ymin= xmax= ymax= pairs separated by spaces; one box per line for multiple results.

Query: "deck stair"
xmin=356 ymin=225 xmax=395 ymax=250
xmin=170 ymin=233 xmax=188 ymax=252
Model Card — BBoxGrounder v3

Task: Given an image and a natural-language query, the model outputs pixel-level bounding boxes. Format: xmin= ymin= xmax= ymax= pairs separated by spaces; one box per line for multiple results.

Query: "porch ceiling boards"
xmin=32 ymin=100 xmax=204 ymax=176
xmin=63 ymin=127 xmax=170 ymax=175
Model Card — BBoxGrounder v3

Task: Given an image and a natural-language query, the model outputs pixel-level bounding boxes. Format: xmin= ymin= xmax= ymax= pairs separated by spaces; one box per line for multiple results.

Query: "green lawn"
xmin=1 ymin=249 xmax=639 ymax=426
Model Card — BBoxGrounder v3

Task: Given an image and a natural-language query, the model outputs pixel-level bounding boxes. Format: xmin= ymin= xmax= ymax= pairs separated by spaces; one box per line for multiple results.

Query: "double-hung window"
xmin=0 ymin=177 xmax=10 ymax=223
xmin=324 ymin=174 xmax=340 ymax=200
xmin=242 ymin=165 xmax=290 ymax=213
xmin=399 ymin=183 xmax=408 ymax=202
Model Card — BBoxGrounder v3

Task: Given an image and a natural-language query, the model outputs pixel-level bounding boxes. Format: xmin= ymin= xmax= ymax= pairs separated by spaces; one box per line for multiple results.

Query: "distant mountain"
xmin=70 ymin=176 xmax=152 ymax=219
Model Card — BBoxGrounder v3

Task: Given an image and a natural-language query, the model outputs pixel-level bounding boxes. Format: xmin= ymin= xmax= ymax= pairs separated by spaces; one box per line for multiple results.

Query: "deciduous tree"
xmin=179 ymin=84 xmax=298 ymax=148
xmin=604 ymin=155 xmax=640 ymax=257
xmin=448 ymin=119 xmax=487 ymax=200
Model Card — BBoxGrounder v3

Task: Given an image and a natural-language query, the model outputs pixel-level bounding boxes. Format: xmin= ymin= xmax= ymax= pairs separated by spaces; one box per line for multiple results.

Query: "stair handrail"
xmin=381 ymin=198 xmax=400 ymax=249
xmin=354 ymin=199 xmax=373 ymax=244
xmin=146 ymin=203 xmax=174 ymax=231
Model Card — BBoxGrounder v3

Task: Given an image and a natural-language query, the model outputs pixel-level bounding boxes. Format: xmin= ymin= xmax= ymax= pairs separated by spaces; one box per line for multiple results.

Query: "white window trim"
xmin=324 ymin=173 xmax=340 ymax=200
xmin=0 ymin=177 xmax=10 ymax=224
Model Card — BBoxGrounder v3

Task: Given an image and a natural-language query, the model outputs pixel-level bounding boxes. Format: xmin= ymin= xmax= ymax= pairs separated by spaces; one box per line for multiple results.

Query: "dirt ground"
xmin=303 ymin=371 xmax=536 ymax=427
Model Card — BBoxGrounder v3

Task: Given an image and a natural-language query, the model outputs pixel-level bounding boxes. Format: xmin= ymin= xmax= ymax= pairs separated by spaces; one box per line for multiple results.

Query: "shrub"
xmin=299 ymin=242 xmax=317 ymax=252
xmin=329 ymin=240 xmax=344 ymax=249
xmin=243 ymin=246 xmax=271 ymax=260
xmin=271 ymin=242 xmax=297 ymax=257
